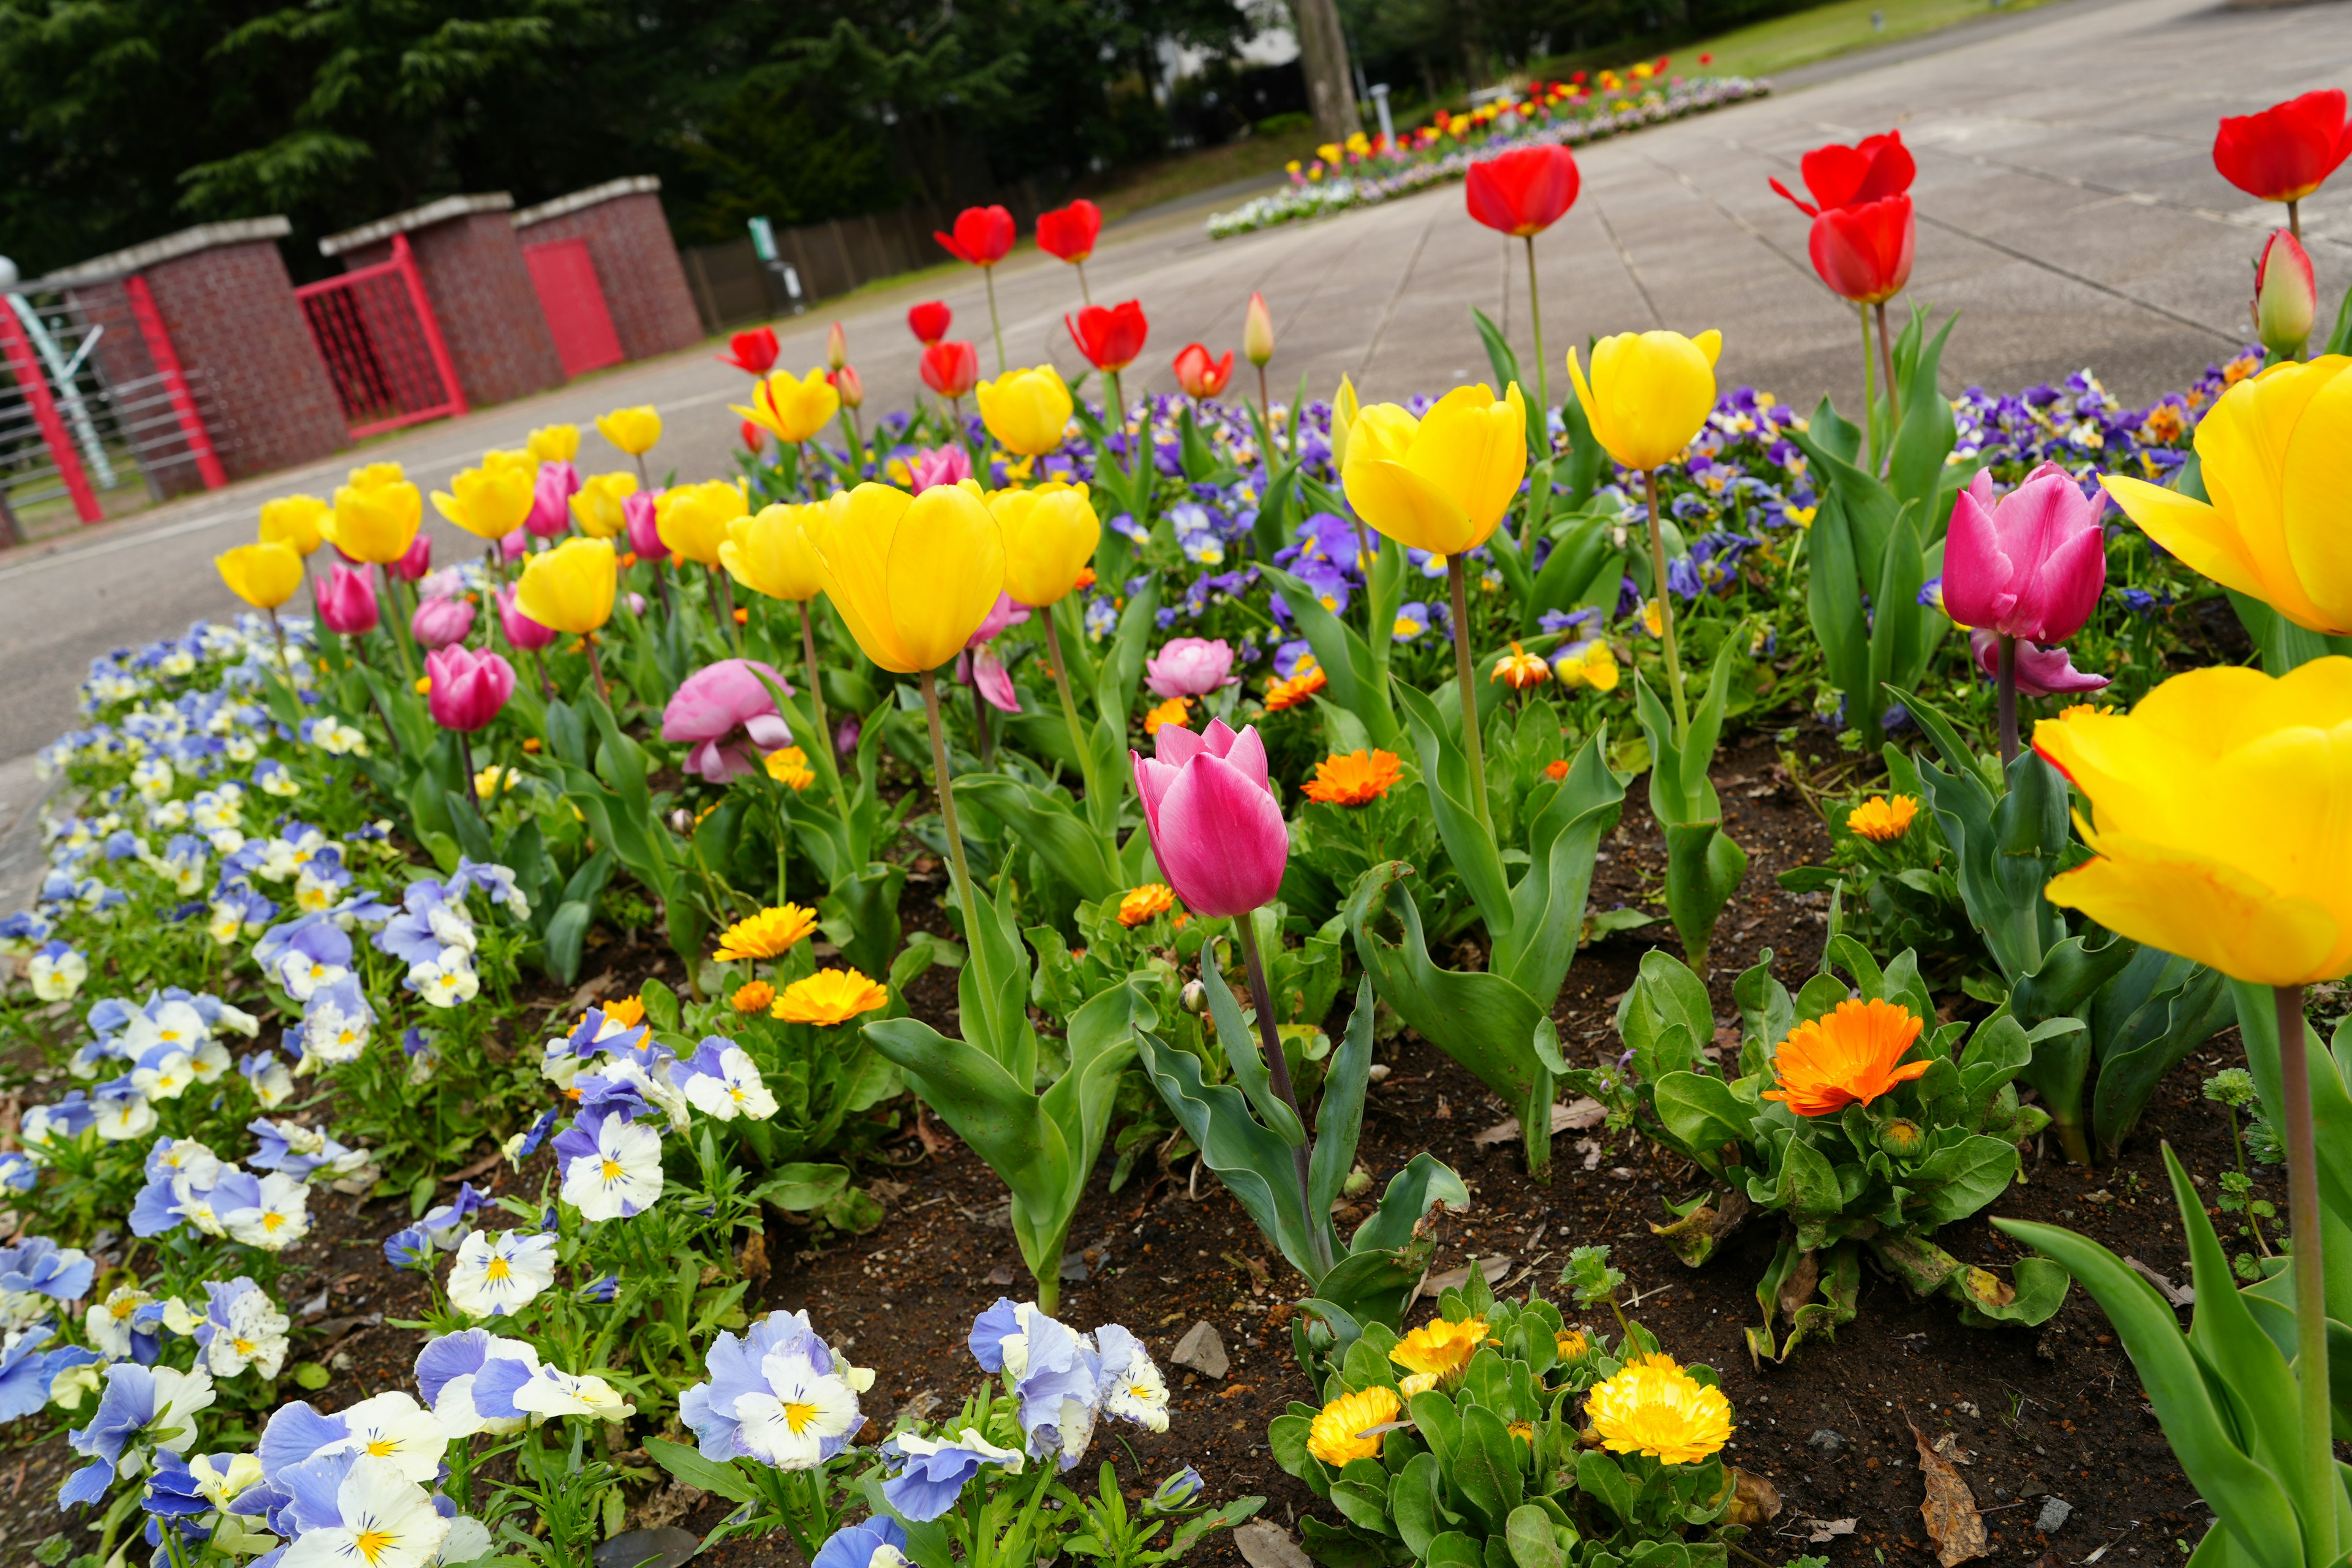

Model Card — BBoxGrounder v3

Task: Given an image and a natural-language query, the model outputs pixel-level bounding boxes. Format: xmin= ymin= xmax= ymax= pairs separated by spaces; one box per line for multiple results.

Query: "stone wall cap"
xmin=33 ymin=217 xmax=295 ymax=288
xmin=512 ymin=176 xmax=662 ymax=229
xmin=319 ymin=193 xmax=514 ymax=255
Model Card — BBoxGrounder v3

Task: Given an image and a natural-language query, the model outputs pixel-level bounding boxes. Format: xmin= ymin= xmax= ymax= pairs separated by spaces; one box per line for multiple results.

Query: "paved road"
xmin=2 ymin=0 xmax=2344 ymax=766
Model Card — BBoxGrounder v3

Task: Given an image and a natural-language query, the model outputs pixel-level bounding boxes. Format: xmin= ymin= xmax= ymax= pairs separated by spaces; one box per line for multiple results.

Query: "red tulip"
xmin=1172 ymin=344 xmax=1234 ymax=399
xmin=934 ymin=205 xmax=1016 ymax=268
xmin=720 ymin=327 xmax=778 ymax=375
xmin=908 ymin=301 xmax=952 ymax=345
xmin=831 ymin=364 xmax=864 ymax=409
xmin=2214 ymin=89 xmax=2352 ymax=203
xmin=1036 ymin=200 xmax=1103 ymax=263
xmin=1771 ymin=130 xmax=1915 ymax=217
xmin=739 ymin=420 xmax=765 ymax=454
xmin=921 ymin=341 xmax=980 ymax=399
xmin=1067 ymin=301 xmax=1148 ymax=373
xmin=1807 ymin=195 xmax=1913 ymax=305
xmin=1464 ymin=145 xmax=1581 ymax=236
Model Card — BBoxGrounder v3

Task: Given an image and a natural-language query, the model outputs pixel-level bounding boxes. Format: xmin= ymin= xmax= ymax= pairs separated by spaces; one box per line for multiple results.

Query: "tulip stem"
xmin=919 ymin=669 xmax=981 ymax=944
xmin=1645 ymin=468 xmax=1691 ymax=742
xmin=1076 ymin=259 xmax=1093 ymax=307
xmin=2276 ymin=982 xmax=2337 ymax=1564
xmin=530 ymin=647 xmax=553 ymax=701
xmin=1996 ymin=633 xmax=2019 ymax=765
xmin=379 ymin=565 xmax=420 ymax=683
xmin=1520 ymin=235 xmax=1551 ymax=555
xmin=454 ymin=728 xmax=490 ymax=838
xmin=1257 ymin=365 xmax=1275 ymax=460
xmin=797 ymin=599 xmax=830 ymax=796
xmin=1043 ymin=612 xmax=1101 ymax=809
xmin=1235 ymin=911 xmax=1330 ymax=1278
xmin=2289 ymin=197 xmax=2302 ymax=243
xmin=1874 ymin=300 xmax=1901 ymax=442
xmin=984 ymin=267 xmax=1006 ymax=376
xmin=584 ymin=635 xmax=609 ymax=704
xmin=1858 ymin=303 xmax=1876 ymax=475
xmin=1446 ymin=556 xmax=1494 ymax=835
xmin=709 ymin=568 xmax=744 ymax=655
xmin=971 ymin=675 xmax=995 ymax=771
xmin=265 ymin=606 xmax=292 ymax=683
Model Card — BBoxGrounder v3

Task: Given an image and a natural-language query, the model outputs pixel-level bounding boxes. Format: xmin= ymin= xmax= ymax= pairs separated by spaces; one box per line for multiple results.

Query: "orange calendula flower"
xmin=1586 ymin=1352 xmax=1731 ymax=1466
xmin=775 ymin=968 xmax=889 ymax=1026
xmin=1142 ymin=696 xmax=1191 ymax=736
xmin=1306 ymin=1385 xmax=1401 ymax=1466
xmin=1390 ymin=1316 xmax=1489 ymax=1386
xmin=1491 ymin=641 xmax=1550 ymax=689
xmin=732 ymin=980 xmax=777 ymax=1014
xmin=1264 ymin=657 xmax=1327 ymax=712
xmin=2056 ymin=702 xmax=2117 ymax=722
xmin=1762 ymin=997 xmax=1929 ymax=1117
xmin=1544 ymin=758 xmax=1572 ymax=782
xmin=1845 ymin=795 xmax=1918 ymax=843
xmin=714 ymin=903 xmax=820 ymax=962
xmin=601 ymin=995 xmax=646 ymax=1030
xmin=1302 ymin=748 xmax=1403 ymax=807
xmin=765 ymin=746 xmax=816 ymax=791
xmin=1074 ymin=565 xmax=1098 ymax=590
xmin=1118 ymin=883 xmax=1178 ymax=927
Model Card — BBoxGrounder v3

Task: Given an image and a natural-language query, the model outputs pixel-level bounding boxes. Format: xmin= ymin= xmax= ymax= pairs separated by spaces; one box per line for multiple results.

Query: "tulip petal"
xmin=2046 ymin=840 xmax=2345 ymax=987
xmin=1153 ymin=752 xmax=1288 ymax=918
xmin=1940 ymin=484 xmax=2015 ymax=630
xmin=2195 ymin=361 xmax=2340 ymax=630
xmin=1409 ymin=388 xmax=1526 ymax=547
xmin=1155 ymin=723 xmax=1208 ymax=767
xmin=2281 ymin=359 xmax=2352 ymax=631
xmin=1344 ymin=458 xmax=1474 ymax=554
xmin=871 ymin=487 xmax=1001 ymax=673
xmin=2100 ymin=476 xmax=2271 ymax=608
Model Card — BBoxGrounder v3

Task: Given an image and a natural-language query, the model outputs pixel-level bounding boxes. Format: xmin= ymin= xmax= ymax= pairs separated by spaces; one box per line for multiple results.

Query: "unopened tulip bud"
xmin=2254 ymin=229 xmax=2316 ymax=358
xmin=826 ymin=322 xmax=848 ymax=372
xmin=834 ymin=364 xmax=864 ymax=409
xmin=1243 ymin=292 xmax=1275 ymax=367
xmin=1331 ymin=374 xmax=1360 ymax=472
xmin=1181 ymin=978 xmax=1207 ymax=1014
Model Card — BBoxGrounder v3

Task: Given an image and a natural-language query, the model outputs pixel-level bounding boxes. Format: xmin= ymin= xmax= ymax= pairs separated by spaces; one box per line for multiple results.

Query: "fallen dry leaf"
xmin=1412 ymin=1256 xmax=1512 ymax=1306
xmin=1932 ymin=1431 xmax=1974 ymax=1465
xmin=1728 ymin=1467 xmax=1782 ymax=1527
xmin=2125 ymin=1256 xmax=2196 ymax=1306
xmin=1793 ymin=1518 xmax=1856 ymax=1544
xmin=1911 ymin=1420 xmax=1988 ymax=1566
xmin=1471 ymin=1099 xmax=1609 ymax=1145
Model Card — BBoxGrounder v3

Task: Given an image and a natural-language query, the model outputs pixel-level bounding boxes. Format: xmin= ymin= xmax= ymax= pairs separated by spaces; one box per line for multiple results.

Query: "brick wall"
xmin=514 ymin=184 xmax=702 ymax=361
xmin=343 ymin=210 xmax=565 ymax=407
xmin=140 ymin=239 xmax=347 ymax=480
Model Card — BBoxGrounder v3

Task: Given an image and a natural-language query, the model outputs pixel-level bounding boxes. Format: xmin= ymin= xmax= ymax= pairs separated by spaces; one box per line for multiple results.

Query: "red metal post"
xmin=123 ymin=274 xmax=227 ymax=491
xmin=393 ymin=234 xmax=468 ymax=417
xmin=0 ymin=304 xmax=100 ymax=524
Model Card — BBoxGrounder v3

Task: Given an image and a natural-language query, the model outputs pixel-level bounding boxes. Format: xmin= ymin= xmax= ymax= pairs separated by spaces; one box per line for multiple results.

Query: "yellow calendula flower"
xmin=731 ymin=980 xmax=777 ymax=1014
xmin=1845 ymin=795 xmax=1918 ymax=843
xmin=1117 ymin=884 xmax=1177 ymax=927
xmin=775 ymin=968 xmax=889 ymax=1026
xmin=603 ymin=996 xmax=646 ymax=1029
xmin=1390 ymin=1316 xmax=1489 ymax=1387
xmin=764 ymin=746 xmax=815 ymax=791
xmin=1396 ymin=1372 xmax=1439 ymax=1400
xmin=1585 ymin=1353 xmax=1732 ymax=1465
xmin=1306 ymin=1386 xmax=1401 ymax=1466
xmin=713 ymin=904 xmax=820 ymax=963
xmin=1142 ymin=696 xmax=1191 ymax=736
xmin=1555 ymin=1328 xmax=1589 ymax=1362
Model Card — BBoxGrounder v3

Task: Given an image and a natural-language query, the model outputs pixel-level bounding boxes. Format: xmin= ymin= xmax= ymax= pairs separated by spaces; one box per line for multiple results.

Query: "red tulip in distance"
xmin=921 ymin=341 xmax=980 ymax=400
xmin=908 ymin=301 xmax=952 ymax=346
xmin=1036 ymin=200 xmax=1103 ymax=263
xmin=2214 ymin=89 xmax=2352 ymax=233
xmin=1068 ymin=301 xmax=1149 ymax=373
xmin=1464 ymin=145 xmax=1581 ymax=236
xmin=933 ymin=205 xmax=1016 ymax=267
xmin=1770 ymin=130 xmax=1915 ymax=216
xmin=1172 ymin=344 xmax=1235 ymax=399
xmin=1808 ymin=195 xmax=1914 ymax=305
xmin=719 ymin=326 xmax=778 ymax=374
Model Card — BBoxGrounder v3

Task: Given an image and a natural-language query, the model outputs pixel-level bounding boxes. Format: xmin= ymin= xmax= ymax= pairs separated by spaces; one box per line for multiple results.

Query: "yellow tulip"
xmin=2102 ymin=356 xmax=2352 ymax=635
xmin=809 ymin=482 xmax=1005 ymax=673
xmin=257 ymin=495 xmax=329 ymax=556
xmin=527 ymin=423 xmax=581 ymax=464
xmin=721 ymin=502 xmax=829 ymax=602
xmin=1341 ymin=383 xmax=1528 ymax=555
xmin=480 ymin=447 xmax=537 ymax=481
xmin=325 ymin=474 xmax=422 ymax=564
xmin=1330 ymin=374 xmax=1360 ymax=474
xmin=431 ymin=465 xmax=535 ymax=541
xmin=733 ymin=369 xmax=839 ymax=445
xmin=596 ymin=405 xmax=662 ymax=456
xmin=656 ymin=480 xmax=749 ymax=566
xmin=976 ymin=366 xmax=1074 ymax=456
xmin=992 ymin=482 xmax=1100 ymax=607
xmin=569 ymin=472 xmax=638 ymax=540
xmin=2035 ymin=659 xmax=2352 ymax=986
xmin=514 ymin=538 xmax=618 ymax=635
xmin=216 ymin=542 xmax=304 ymax=610
xmin=1567 ymin=329 xmax=1723 ymax=472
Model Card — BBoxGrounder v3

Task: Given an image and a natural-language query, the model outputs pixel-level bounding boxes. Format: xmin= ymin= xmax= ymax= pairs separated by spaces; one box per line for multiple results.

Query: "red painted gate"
xmin=525 ymin=239 xmax=624 ymax=378
xmin=296 ymin=233 xmax=467 ymax=438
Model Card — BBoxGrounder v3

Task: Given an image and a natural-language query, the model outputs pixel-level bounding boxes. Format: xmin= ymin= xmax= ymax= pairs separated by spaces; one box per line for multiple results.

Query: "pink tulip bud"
xmin=660 ymin=658 xmax=796 ymax=782
xmin=499 ymin=529 xmax=529 ymax=563
xmin=625 ymin=491 xmax=664 ymax=560
xmin=1968 ymin=628 xmax=2110 ymax=697
xmin=387 ymin=533 xmax=433 ymax=582
xmin=317 ymin=565 xmax=379 ymax=635
xmin=1940 ymin=461 xmax=2106 ymax=644
xmin=1144 ymin=636 xmax=1235 ymax=699
xmin=826 ymin=322 xmax=848 ymax=372
xmin=834 ymin=364 xmax=864 ymax=409
xmin=528 ymin=460 xmax=581 ymax=538
xmin=1243 ymin=292 xmax=1275 ymax=368
xmin=425 ymin=644 xmax=516 ymax=733
xmin=1131 ymin=718 xmax=1288 ymax=918
xmin=497 ymin=585 xmax=556 ymax=652
xmin=410 ymin=592 xmax=477 ymax=650
xmin=2254 ymin=229 xmax=2316 ymax=358
xmin=625 ymin=592 xmax=647 ymax=616
xmin=908 ymin=445 xmax=972 ymax=494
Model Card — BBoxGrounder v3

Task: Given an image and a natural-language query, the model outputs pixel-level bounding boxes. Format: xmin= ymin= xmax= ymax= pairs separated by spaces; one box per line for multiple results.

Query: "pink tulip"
xmin=387 ymin=534 xmax=433 ymax=582
xmin=1131 ymin=718 xmax=1287 ymax=918
xmin=529 ymin=460 xmax=581 ymax=538
xmin=497 ymin=586 xmax=556 ymax=652
xmin=1144 ymin=636 xmax=1235 ymax=699
xmin=500 ymin=529 xmax=529 ymax=562
xmin=661 ymin=658 xmax=796 ymax=783
xmin=625 ymin=491 xmax=664 ymax=560
xmin=411 ymin=592 xmax=477 ymax=650
xmin=425 ymin=645 xmax=516 ymax=733
xmin=962 ymin=646 xmax=1021 ymax=713
xmin=908 ymin=445 xmax=973 ymax=494
xmin=1942 ymin=462 xmax=2106 ymax=643
xmin=317 ymin=565 xmax=379 ymax=635
xmin=1969 ymin=629 xmax=2109 ymax=698
xmin=969 ymin=591 xmax=1030 ymax=649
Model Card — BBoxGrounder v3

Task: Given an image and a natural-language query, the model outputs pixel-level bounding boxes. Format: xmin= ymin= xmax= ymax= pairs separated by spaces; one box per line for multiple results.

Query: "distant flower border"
xmin=1207 ymin=77 xmax=1773 ymax=239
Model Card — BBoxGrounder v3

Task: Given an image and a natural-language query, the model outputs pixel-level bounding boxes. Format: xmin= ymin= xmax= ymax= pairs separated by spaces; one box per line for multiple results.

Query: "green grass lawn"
xmin=1691 ymin=0 xmax=2059 ymax=79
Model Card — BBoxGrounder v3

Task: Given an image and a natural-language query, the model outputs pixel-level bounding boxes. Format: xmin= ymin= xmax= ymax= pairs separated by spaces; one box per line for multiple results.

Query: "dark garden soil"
xmin=3 ymin=726 xmax=2253 ymax=1568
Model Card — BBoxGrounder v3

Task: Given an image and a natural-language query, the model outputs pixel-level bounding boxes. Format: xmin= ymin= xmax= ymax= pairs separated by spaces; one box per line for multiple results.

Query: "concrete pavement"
xmin=2 ymin=0 xmax=2345 ymax=763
